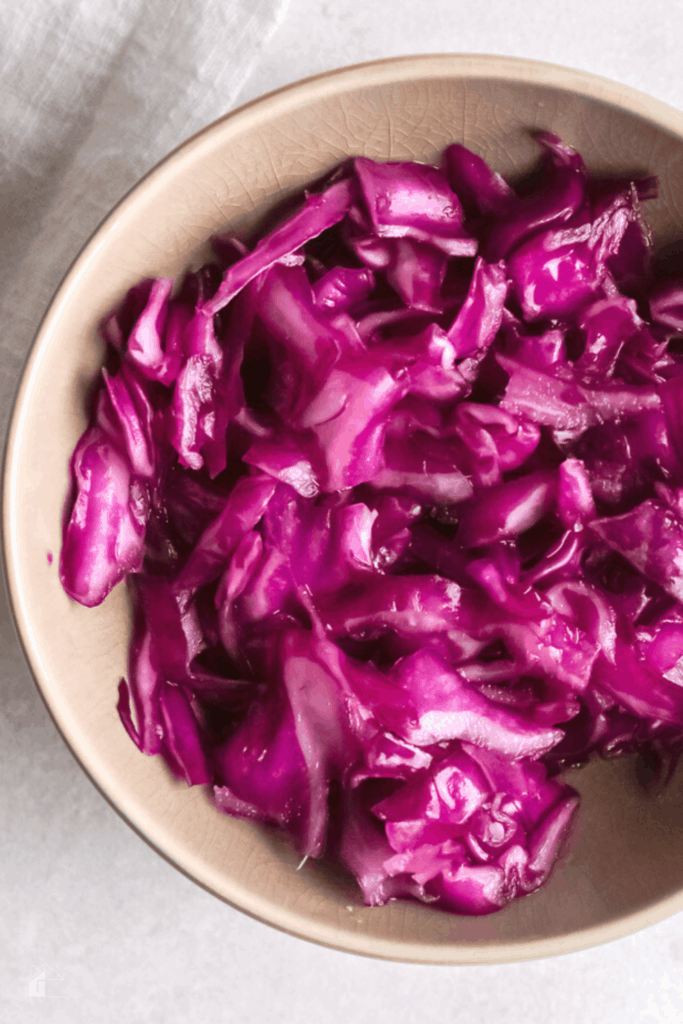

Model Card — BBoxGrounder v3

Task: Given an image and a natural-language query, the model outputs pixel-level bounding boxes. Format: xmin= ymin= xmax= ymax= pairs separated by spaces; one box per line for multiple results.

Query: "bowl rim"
xmin=5 ymin=52 xmax=683 ymax=965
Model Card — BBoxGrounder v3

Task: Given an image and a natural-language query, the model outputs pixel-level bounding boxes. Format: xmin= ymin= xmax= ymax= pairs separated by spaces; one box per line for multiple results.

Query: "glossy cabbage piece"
xmin=354 ymin=157 xmax=477 ymax=256
xmin=117 ymin=574 xmax=243 ymax=781
xmin=441 ymin=143 xmax=515 ymax=220
xmin=505 ymin=171 xmax=655 ymax=322
xmin=386 ymin=650 xmax=562 ymax=758
xmin=100 ymin=277 xmax=180 ymax=386
xmin=60 ymin=421 xmax=148 ymax=607
xmin=204 ymin=176 xmax=357 ymax=316
xmin=343 ymin=742 xmax=578 ymax=915
xmin=590 ymin=500 xmax=683 ymax=604
xmin=485 ymin=132 xmax=588 ymax=262
xmin=456 ymin=470 xmax=556 ymax=548
xmin=447 ymin=257 xmax=508 ymax=359
xmin=370 ymin=433 xmax=473 ymax=505
xmin=61 ymin=133 xmax=683 ymax=919
xmin=173 ymin=474 xmax=277 ymax=595
xmin=215 ymin=628 xmax=405 ymax=856
xmin=451 ymin=402 xmax=540 ymax=488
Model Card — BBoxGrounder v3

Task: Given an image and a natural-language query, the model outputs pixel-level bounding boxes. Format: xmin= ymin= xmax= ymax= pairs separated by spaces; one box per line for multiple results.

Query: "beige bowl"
xmin=6 ymin=53 xmax=683 ymax=964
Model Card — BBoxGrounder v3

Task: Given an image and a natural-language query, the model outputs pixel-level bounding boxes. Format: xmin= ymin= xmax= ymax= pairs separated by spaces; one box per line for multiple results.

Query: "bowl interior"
xmin=6 ymin=55 xmax=683 ymax=963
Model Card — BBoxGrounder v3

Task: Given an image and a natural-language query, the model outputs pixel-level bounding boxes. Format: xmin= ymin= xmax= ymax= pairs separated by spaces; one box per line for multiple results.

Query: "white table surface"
xmin=3 ymin=1 xmax=683 ymax=1020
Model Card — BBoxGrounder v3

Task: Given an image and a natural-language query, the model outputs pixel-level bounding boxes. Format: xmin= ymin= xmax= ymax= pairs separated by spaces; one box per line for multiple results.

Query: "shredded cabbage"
xmin=61 ymin=133 xmax=683 ymax=917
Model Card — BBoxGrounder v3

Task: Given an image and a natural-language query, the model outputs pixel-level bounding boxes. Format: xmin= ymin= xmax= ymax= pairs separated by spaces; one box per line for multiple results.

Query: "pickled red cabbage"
xmin=61 ymin=132 xmax=683 ymax=918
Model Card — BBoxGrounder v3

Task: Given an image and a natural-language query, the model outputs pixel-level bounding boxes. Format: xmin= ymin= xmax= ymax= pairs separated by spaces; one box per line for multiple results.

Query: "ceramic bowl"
xmin=6 ymin=54 xmax=683 ymax=964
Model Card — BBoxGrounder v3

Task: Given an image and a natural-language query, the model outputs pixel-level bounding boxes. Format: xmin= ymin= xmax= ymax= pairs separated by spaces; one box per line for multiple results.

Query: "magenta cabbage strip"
xmin=61 ymin=133 xmax=683 ymax=917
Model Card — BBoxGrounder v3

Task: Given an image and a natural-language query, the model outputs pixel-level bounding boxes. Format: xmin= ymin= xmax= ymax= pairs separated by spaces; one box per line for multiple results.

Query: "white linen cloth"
xmin=0 ymin=0 xmax=288 ymax=436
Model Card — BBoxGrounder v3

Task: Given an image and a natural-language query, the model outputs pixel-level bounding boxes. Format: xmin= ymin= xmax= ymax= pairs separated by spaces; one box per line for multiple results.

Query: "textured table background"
xmin=3 ymin=1 xmax=683 ymax=1020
